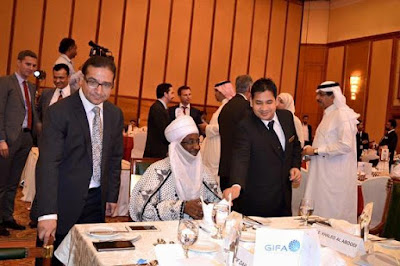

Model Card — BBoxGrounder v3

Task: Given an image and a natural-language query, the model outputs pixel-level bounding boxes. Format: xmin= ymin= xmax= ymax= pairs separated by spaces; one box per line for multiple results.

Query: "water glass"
xmin=299 ymin=198 xmax=314 ymax=226
xmin=212 ymin=204 xmax=229 ymax=239
xmin=177 ymin=219 xmax=199 ymax=258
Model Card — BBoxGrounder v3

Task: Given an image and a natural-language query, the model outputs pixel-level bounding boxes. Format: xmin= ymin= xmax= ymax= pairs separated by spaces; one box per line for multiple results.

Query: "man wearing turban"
xmin=303 ymin=81 xmax=359 ymax=223
xmin=129 ymin=116 xmax=221 ymax=221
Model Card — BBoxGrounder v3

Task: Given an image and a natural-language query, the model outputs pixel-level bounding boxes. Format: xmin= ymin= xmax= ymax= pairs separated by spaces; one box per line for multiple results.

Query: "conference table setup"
xmin=54 ymin=214 xmax=400 ymax=266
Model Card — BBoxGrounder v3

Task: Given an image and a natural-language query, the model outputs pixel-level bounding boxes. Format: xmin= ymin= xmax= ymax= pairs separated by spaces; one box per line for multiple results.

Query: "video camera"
xmin=88 ymin=41 xmax=114 ymax=61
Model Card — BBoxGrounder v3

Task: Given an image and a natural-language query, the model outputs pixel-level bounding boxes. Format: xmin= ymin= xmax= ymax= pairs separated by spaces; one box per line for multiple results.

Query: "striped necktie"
xmin=92 ymin=106 xmax=103 ymax=182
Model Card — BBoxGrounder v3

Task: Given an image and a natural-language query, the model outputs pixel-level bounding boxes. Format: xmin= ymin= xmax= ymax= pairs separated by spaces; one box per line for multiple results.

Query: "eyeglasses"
xmin=84 ymin=77 xmax=113 ymax=90
xmin=181 ymin=139 xmax=200 ymax=146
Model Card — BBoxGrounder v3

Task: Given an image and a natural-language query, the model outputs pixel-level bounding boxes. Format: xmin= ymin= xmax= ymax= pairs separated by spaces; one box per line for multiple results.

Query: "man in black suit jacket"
xmin=302 ymin=115 xmax=313 ymax=146
xmin=144 ymin=83 xmax=174 ymax=158
xmin=223 ymin=78 xmax=302 ymax=217
xmin=0 ymin=50 xmax=40 ymax=236
xmin=37 ymin=63 xmax=72 ymax=123
xmin=218 ymin=75 xmax=253 ymax=190
xmin=168 ymin=85 xmax=206 ymax=134
xmin=356 ymin=120 xmax=369 ymax=161
xmin=379 ymin=119 xmax=398 ymax=166
xmin=35 ymin=57 xmax=123 ymax=253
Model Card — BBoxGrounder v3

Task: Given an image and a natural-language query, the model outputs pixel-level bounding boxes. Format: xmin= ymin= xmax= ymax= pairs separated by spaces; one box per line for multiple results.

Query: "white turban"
xmin=165 ymin=115 xmax=199 ymax=143
xmin=164 ymin=115 xmax=202 ymax=201
xmin=316 ymin=81 xmax=360 ymax=132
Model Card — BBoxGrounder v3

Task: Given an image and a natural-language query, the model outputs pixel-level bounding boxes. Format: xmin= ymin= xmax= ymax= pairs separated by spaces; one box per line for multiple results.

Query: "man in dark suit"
xmin=356 ymin=120 xmax=369 ymax=161
xmin=37 ymin=63 xmax=71 ymax=123
xmin=218 ymin=75 xmax=253 ymax=190
xmin=302 ymin=114 xmax=312 ymax=146
xmin=168 ymin=85 xmax=207 ymax=134
xmin=35 ymin=56 xmax=123 ymax=255
xmin=223 ymin=78 xmax=302 ymax=217
xmin=144 ymin=83 xmax=174 ymax=158
xmin=0 ymin=50 xmax=39 ymax=236
xmin=379 ymin=119 xmax=398 ymax=166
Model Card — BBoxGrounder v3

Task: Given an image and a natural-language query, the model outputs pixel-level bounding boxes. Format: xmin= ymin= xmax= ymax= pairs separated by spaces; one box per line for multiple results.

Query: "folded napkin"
xmin=320 ymin=247 xmax=346 ymax=266
xmin=328 ymin=219 xmax=361 ymax=236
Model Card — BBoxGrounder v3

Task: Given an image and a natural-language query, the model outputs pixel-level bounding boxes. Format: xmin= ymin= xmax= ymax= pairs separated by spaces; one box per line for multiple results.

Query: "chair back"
xmin=291 ymin=168 xmax=308 ymax=215
xmin=129 ymin=158 xmax=161 ymax=196
xmin=361 ymin=176 xmax=391 ymax=228
xmin=382 ymin=178 xmax=400 ymax=240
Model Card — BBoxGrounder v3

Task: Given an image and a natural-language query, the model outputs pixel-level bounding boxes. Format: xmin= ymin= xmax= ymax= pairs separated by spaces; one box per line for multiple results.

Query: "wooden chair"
xmin=0 ymin=236 xmax=54 ymax=265
xmin=129 ymin=158 xmax=162 ymax=197
xmin=369 ymin=178 xmax=393 ymax=235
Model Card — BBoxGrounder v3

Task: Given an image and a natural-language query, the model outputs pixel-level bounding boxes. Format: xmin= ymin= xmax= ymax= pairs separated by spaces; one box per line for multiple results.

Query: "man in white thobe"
xmin=303 ymin=81 xmax=359 ymax=223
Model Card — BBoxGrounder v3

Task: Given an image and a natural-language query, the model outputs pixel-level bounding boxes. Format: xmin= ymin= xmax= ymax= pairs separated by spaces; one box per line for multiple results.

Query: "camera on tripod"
xmin=88 ymin=41 xmax=114 ymax=61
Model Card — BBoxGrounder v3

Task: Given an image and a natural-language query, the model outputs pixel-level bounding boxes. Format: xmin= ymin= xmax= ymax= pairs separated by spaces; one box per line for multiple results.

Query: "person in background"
xmin=356 ymin=120 xmax=369 ymax=161
xmin=130 ymin=116 xmax=221 ymax=221
xmin=276 ymin=92 xmax=304 ymax=148
xmin=201 ymin=81 xmax=235 ymax=184
xmin=379 ymin=119 xmax=398 ymax=167
xmin=302 ymin=115 xmax=312 ymax=146
xmin=144 ymin=83 xmax=174 ymax=158
xmin=303 ymin=81 xmax=359 ymax=223
xmin=125 ymin=119 xmax=139 ymax=136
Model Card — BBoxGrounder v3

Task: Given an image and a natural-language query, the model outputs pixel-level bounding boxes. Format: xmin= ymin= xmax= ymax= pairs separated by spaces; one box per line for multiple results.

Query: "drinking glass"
xmin=299 ymin=198 xmax=314 ymax=226
xmin=212 ymin=204 xmax=229 ymax=239
xmin=177 ymin=219 xmax=199 ymax=258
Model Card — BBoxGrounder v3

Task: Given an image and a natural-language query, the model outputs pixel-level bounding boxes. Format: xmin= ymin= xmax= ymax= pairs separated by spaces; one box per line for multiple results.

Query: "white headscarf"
xmin=316 ymin=81 xmax=360 ymax=132
xmin=277 ymin=92 xmax=295 ymax=114
xmin=164 ymin=116 xmax=202 ymax=201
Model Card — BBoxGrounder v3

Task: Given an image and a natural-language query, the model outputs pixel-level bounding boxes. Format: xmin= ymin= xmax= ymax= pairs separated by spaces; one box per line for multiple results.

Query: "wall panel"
xmin=165 ymin=0 xmax=192 ymax=97
xmin=280 ymin=2 xmax=302 ymax=95
xmin=142 ymin=0 xmax=171 ymax=99
xmin=71 ymin=0 xmax=100 ymax=71
xmin=326 ymin=46 xmax=344 ymax=83
xmin=365 ymin=40 xmax=393 ymax=142
xmin=206 ymin=0 xmax=235 ymax=107
xmin=0 ymin=0 xmax=14 ymax=76
xmin=229 ymin=0 xmax=253 ymax=81
xmin=186 ymin=0 xmax=214 ymax=105
xmin=98 ymin=0 xmax=124 ymax=68
xmin=40 ymin=0 xmax=72 ymax=88
xmin=248 ymin=0 xmax=271 ymax=80
xmin=118 ymin=0 xmax=148 ymax=97
xmin=11 ymin=0 xmax=44 ymax=77
xmin=265 ymin=0 xmax=287 ymax=88
xmin=343 ymin=41 xmax=370 ymax=118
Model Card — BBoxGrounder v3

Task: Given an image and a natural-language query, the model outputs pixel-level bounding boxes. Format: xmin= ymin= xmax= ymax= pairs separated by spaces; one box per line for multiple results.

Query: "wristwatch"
xmin=313 ymin=148 xmax=318 ymax=155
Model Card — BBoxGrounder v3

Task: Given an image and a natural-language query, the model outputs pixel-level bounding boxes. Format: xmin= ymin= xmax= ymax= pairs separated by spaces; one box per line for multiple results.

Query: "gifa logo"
xmin=264 ymin=240 xmax=300 ymax=252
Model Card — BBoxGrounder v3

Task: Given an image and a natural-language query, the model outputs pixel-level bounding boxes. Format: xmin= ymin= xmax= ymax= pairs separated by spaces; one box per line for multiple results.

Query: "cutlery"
xmin=243 ymin=215 xmax=263 ymax=225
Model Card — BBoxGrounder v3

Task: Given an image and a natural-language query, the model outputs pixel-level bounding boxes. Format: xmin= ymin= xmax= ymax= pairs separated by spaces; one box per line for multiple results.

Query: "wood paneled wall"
xmin=297 ymin=32 xmax=400 ymax=148
xmin=0 ymin=0 xmax=303 ymax=126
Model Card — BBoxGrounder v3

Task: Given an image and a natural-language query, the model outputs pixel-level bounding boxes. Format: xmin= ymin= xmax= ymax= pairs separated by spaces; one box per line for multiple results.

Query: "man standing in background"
xmin=144 ymin=83 xmax=174 ymax=158
xmin=218 ymin=75 xmax=253 ymax=190
xmin=303 ymin=81 xmax=359 ymax=223
xmin=302 ymin=114 xmax=312 ymax=146
xmin=55 ymin=38 xmax=82 ymax=93
xmin=0 ymin=50 xmax=39 ymax=236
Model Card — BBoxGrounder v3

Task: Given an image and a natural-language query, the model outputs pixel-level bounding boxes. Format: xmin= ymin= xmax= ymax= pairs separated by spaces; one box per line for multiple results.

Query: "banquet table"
xmin=20 ymin=147 xmax=132 ymax=216
xmin=54 ymin=217 xmax=400 ymax=266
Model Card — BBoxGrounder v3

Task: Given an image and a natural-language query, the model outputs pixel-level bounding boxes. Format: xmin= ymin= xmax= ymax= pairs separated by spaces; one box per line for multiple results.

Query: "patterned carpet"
xmin=0 ymin=188 xmax=130 ymax=265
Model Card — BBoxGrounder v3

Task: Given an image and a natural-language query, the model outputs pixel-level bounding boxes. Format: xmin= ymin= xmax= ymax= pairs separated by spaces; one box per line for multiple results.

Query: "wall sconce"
xmin=350 ymin=76 xmax=360 ymax=100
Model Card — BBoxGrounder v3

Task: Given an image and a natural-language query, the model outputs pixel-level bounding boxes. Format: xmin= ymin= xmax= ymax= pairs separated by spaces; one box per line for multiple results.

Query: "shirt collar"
xmin=60 ymin=53 xmax=72 ymax=63
xmin=388 ymin=129 xmax=395 ymax=134
xmin=179 ymin=103 xmax=190 ymax=109
xmin=158 ymin=99 xmax=167 ymax=109
xmin=238 ymin=93 xmax=247 ymax=100
xmin=57 ymin=84 xmax=71 ymax=95
xmin=14 ymin=72 xmax=26 ymax=84
xmin=79 ymin=88 xmax=103 ymax=114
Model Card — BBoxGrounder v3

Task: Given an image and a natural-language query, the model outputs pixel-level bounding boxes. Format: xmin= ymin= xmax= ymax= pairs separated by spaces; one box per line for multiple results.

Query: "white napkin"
xmin=320 ymin=247 xmax=346 ymax=266
xmin=154 ymin=244 xmax=185 ymax=266
xmin=328 ymin=219 xmax=361 ymax=236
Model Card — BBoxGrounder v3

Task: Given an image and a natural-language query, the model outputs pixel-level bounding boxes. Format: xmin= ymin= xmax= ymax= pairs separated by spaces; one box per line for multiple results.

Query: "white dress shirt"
xmin=261 ymin=113 xmax=286 ymax=150
xmin=175 ymin=103 xmax=191 ymax=118
xmin=49 ymin=85 xmax=71 ymax=106
xmin=14 ymin=72 xmax=31 ymax=129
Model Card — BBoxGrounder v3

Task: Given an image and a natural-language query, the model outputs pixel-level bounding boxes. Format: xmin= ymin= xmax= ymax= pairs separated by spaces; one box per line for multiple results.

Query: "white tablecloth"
xmin=131 ymin=130 xmax=147 ymax=158
xmin=54 ymin=217 xmax=400 ymax=266
xmin=20 ymin=148 xmax=131 ymax=216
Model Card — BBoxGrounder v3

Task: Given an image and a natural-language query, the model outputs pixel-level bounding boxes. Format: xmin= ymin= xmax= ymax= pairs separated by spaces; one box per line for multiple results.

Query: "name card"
xmin=253 ymin=228 xmax=320 ymax=266
xmin=313 ymin=223 xmax=365 ymax=258
xmin=235 ymin=245 xmax=254 ymax=266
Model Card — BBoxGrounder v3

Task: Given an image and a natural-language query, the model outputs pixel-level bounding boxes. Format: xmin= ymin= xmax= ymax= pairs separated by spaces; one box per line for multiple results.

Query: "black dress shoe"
xmin=2 ymin=220 xmax=26 ymax=230
xmin=0 ymin=225 xmax=10 ymax=236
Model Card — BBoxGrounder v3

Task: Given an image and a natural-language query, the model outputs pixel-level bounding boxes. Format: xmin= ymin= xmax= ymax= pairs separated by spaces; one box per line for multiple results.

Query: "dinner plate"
xmin=240 ymin=231 xmax=256 ymax=242
xmin=189 ymin=241 xmax=220 ymax=253
xmin=86 ymin=226 xmax=119 ymax=239
xmin=377 ymin=240 xmax=400 ymax=250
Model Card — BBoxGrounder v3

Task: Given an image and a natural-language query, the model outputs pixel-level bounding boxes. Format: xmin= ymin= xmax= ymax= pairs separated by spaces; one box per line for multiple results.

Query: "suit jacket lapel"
xmin=253 ymin=114 xmax=283 ymax=159
xmin=276 ymin=111 xmax=290 ymax=153
xmin=72 ymin=93 xmax=93 ymax=163
xmin=102 ymin=102 xmax=111 ymax=170
xmin=11 ymin=74 xmax=25 ymax=108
